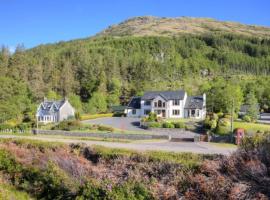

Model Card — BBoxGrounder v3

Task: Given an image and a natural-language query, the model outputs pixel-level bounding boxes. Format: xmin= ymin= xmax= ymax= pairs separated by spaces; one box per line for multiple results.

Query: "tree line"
xmin=0 ymin=33 xmax=270 ymax=122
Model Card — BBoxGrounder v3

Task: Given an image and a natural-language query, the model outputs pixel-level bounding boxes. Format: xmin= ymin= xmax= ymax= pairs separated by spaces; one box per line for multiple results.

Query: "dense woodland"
xmin=1 ymin=33 xmax=270 ymax=122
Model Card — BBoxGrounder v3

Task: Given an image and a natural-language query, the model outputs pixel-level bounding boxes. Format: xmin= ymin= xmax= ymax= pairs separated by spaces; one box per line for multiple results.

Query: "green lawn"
xmin=234 ymin=121 xmax=270 ymax=133
xmin=81 ymin=113 xmax=114 ymax=120
xmin=210 ymin=142 xmax=237 ymax=148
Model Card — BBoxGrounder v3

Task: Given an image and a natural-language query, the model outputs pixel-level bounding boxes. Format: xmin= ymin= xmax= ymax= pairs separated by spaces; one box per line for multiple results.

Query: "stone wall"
xmin=33 ymin=129 xmax=168 ymax=140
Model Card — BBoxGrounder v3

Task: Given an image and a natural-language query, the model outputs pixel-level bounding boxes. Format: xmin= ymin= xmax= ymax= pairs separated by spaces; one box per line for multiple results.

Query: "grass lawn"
xmin=81 ymin=113 xmax=114 ymax=120
xmin=209 ymin=142 xmax=237 ymax=148
xmin=234 ymin=121 xmax=270 ymax=133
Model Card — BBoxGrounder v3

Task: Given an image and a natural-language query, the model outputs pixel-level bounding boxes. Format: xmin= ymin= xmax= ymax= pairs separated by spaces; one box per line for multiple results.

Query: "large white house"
xmin=125 ymin=90 xmax=206 ymax=119
xmin=36 ymin=98 xmax=75 ymax=123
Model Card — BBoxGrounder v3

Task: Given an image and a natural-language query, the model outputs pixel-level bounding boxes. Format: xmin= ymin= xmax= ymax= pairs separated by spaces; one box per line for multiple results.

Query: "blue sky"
xmin=1 ymin=0 xmax=270 ymax=49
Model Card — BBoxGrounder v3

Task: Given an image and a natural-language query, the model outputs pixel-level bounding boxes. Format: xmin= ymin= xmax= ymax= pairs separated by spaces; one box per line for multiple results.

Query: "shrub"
xmin=109 ymin=181 xmax=154 ymax=200
xmin=0 ymin=123 xmax=14 ymax=131
xmin=148 ymin=122 xmax=162 ymax=128
xmin=76 ymin=180 xmax=107 ymax=200
xmin=243 ymin=115 xmax=252 ymax=122
xmin=75 ymin=112 xmax=82 ymax=120
xmin=173 ymin=122 xmax=185 ymax=129
xmin=52 ymin=120 xmax=82 ymax=131
xmin=204 ymin=118 xmax=217 ymax=130
xmin=97 ymin=125 xmax=114 ymax=132
xmin=212 ymin=113 xmax=219 ymax=120
xmin=16 ymin=123 xmax=30 ymax=131
xmin=162 ymin=122 xmax=175 ymax=128
xmin=217 ymin=112 xmax=224 ymax=118
xmin=215 ymin=118 xmax=231 ymax=135
xmin=144 ymin=112 xmax=157 ymax=122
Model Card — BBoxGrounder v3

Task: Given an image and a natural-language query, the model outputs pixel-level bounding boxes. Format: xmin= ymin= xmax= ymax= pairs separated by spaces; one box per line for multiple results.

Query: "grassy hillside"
xmin=98 ymin=16 xmax=270 ymax=38
xmin=0 ymin=137 xmax=269 ymax=199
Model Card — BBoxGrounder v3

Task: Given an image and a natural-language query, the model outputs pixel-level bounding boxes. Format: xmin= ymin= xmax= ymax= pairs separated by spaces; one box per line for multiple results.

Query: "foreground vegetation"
xmin=0 ymin=134 xmax=269 ymax=199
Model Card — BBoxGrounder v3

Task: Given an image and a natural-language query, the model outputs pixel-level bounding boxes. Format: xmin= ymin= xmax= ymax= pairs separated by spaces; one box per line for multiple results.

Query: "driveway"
xmin=83 ymin=117 xmax=144 ymax=132
xmin=0 ymin=135 xmax=237 ymax=155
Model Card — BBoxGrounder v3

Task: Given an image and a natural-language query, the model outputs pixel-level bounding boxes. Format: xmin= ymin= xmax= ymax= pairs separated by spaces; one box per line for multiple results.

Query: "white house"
xmin=125 ymin=90 xmax=206 ymax=119
xmin=36 ymin=98 xmax=75 ymax=123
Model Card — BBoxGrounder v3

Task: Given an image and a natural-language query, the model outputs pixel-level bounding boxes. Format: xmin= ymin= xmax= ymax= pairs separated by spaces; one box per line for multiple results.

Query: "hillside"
xmin=98 ymin=16 xmax=270 ymax=38
xmin=1 ymin=16 xmax=270 ymax=121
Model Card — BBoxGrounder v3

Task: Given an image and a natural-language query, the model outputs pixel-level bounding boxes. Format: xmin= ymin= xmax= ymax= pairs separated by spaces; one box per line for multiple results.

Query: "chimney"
xmin=43 ymin=96 xmax=47 ymax=102
xmin=203 ymin=93 xmax=206 ymax=105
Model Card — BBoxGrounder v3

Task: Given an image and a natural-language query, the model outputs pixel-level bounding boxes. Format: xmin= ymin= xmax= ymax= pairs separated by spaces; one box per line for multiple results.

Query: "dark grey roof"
xmin=141 ymin=90 xmax=185 ymax=101
xmin=184 ymin=96 xmax=204 ymax=109
xmin=127 ymin=97 xmax=141 ymax=109
xmin=38 ymin=100 xmax=65 ymax=115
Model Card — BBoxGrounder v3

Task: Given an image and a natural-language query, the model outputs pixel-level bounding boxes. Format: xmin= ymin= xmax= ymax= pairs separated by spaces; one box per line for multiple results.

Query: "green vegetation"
xmin=1 ymin=30 xmax=270 ymax=124
xmin=81 ymin=113 xmax=114 ymax=120
xmin=0 ymin=181 xmax=33 ymax=200
xmin=0 ymin=139 xmax=214 ymax=199
xmin=234 ymin=121 xmax=270 ymax=133
xmin=0 ymin=135 xmax=269 ymax=199
xmin=51 ymin=119 xmax=114 ymax=132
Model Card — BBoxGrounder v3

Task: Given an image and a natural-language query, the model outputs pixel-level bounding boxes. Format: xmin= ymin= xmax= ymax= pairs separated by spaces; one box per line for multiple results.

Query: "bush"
xmin=0 ymin=123 xmax=14 ymax=131
xmin=173 ymin=122 xmax=185 ymax=129
xmin=97 ymin=125 xmax=114 ymax=132
xmin=215 ymin=118 xmax=231 ymax=135
xmin=212 ymin=113 xmax=219 ymax=120
xmin=217 ymin=112 xmax=224 ymax=118
xmin=204 ymin=118 xmax=217 ymax=130
xmin=76 ymin=180 xmax=107 ymax=200
xmin=75 ymin=112 xmax=82 ymax=120
xmin=52 ymin=120 xmax=82 ymax=131
xmin=143 ymin=112 xmax=158 ymax=122
xmin=162 ymin=122 xmax=175 ymax=128
xmin=243 ymin=115 xmax=252 ymax=122
xmin=148 ymin=122 xmax=162 ymax=128
xmin=109 ymin=181 xmax=154 ymax=200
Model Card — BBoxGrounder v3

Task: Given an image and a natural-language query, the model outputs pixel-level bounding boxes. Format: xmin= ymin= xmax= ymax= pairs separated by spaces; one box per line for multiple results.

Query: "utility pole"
xmin=230 ymin=98 xmax=234 ymax=134
xmin=36 ymin=116 xmax=38 ymax=135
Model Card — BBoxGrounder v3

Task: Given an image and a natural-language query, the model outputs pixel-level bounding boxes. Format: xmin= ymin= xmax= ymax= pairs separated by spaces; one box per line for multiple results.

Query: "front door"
xmin=162 ymin=110 xmax=166 ymax=118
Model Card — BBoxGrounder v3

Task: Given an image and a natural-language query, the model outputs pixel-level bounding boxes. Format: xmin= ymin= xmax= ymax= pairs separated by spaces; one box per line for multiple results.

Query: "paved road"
xmin=83 ymin=117 xmax=145 ymax=131
xmin=0 ymin=135 xmax=237 ymax=155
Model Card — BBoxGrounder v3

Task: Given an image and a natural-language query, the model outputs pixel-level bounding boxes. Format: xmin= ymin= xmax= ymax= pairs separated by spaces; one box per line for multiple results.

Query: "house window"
xmin=197 ymin=110 xmax=200 ymax=117
xmin=155 ymin=110 xmax=161 ymax=115
xmin=163 ymin=102 xmax=165 ymax=107
xmin=173 ymin=100 xmax=180 ymax=106
xmin=144 ymin=110 xmax=151 ymax=115
xmin=132 ymin=109 xmax=136 ymax=115
xmin=158 ymin=100 xmax=162 ymax=107
xmin=173 ymin=110 xmax=180 ymax=115
xmin=144 ymin=101 xmax=151 ymax=106
xmin=191 ymin=110 xmax=196 ymax=117
xmin=154 ymin=102 xmax=157 ymax=107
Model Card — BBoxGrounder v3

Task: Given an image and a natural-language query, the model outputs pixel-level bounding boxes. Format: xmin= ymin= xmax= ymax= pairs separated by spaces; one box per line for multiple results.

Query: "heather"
xmin=0 ymin=136 xmax=269 ymax=199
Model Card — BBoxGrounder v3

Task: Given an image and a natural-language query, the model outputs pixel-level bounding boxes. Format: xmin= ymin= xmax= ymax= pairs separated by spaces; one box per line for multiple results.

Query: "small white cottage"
xmin=36 ymin=97 xmax=75 ymax=123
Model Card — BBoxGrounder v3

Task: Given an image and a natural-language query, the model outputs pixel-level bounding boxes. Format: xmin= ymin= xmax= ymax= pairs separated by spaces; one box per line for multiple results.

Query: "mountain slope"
xmin=98 ymin=16 xmax=270 ymax=38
